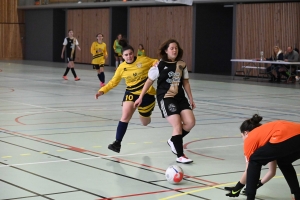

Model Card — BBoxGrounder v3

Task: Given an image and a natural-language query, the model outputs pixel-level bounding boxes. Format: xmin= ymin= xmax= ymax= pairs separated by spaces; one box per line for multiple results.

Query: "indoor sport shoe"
xmin=296 ymin=76 xmax=300 ymax=82
xmin=100 ymin=82 xmax=105 ymax=87
xmin=62 ymin=76 xmax=68 ymax=80
xmin=108 ymin=141 xmax=121 ymax=153
xmin=167 ymin=139 xmax=177 ymax=155
xmin=74 ymin=77 xmax=80 ymax=81
xmin=176 ymin=155 xmax=193 ymax=164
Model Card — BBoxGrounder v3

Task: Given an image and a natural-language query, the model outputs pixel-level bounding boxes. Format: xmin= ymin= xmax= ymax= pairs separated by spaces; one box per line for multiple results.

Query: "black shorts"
xmin=157 ymin=97 xmax=191 ymax=118
xmin=93 ymin=64 xmax=104 ymax=70
xmin=122 ymin=91 xmax=155 ymax=117
xmin=67 ymin=57 xmax=75 ymax=62
xmin=114 ymin=52 xmax=122 ymax=57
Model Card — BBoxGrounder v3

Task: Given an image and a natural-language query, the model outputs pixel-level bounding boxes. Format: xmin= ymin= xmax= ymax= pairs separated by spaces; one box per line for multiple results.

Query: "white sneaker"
xmin=167 ymin=139 xmax=177 ymax=155
xmin=296 ymin=76 xmax=300 ymax=82
xmin=176 ymin=155 xmax=193 ymax=164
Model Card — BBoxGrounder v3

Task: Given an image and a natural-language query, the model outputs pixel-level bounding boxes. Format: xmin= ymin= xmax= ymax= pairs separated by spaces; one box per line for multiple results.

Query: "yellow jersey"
xmin=137 ymin=49 xmax=145 ymax=56
xmin=99 ymin=56 xmax=157 ymax=95
xmin=91 ymin=41 xmax=107 ymax=65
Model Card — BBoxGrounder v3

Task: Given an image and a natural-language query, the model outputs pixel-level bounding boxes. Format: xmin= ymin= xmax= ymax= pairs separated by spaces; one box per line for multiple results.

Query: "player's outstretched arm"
xmin=95 ymin=91 xmax=104 ymax=99
xmin=134 ymin=78 xmax=154 ymax=108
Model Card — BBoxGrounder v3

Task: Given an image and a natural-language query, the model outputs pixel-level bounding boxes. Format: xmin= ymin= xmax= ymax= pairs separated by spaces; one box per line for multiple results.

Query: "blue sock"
xmin=99 ymin=72 xmax=105 ymax=83
xmin=116 ymin=121 xmax=128 ymax=142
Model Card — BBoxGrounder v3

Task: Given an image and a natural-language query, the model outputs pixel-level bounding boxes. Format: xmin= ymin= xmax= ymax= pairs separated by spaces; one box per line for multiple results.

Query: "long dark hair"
xmin=119 ymin=39 xmax=134 ymax=54
xmin=158 ymin=39 xmax=183 ymax=61
xmin=240 ymin=114 xmax=263 ymax=133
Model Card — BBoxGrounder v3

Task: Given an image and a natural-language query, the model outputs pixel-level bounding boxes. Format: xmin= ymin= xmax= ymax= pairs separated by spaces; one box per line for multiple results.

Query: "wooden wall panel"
xmin=0 ymin=0 xmax=24 ymax=59
xmin=235 ymin=2 xmax=300 ymax=75
xmin=0 ymin=0 xmax=24 ymax=23
xmin=129 ymin=6 xmax=193 ymax=71
xmin=67 ymin=9 xmax=110 ymax=64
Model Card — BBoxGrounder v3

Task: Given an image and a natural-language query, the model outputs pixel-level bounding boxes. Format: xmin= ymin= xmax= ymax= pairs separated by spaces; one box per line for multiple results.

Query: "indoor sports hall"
xmin=1 ymin=0 xmax=300 ymax=200
xmin=0 ymin=60 xmax=300 ymax=200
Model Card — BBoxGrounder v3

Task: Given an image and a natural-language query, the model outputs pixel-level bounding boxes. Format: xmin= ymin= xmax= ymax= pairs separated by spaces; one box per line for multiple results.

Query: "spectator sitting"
xmin=264 ymin=46 xmax=284 ymax=82
xmin=279 ymin=46 xmax=300 ymax=82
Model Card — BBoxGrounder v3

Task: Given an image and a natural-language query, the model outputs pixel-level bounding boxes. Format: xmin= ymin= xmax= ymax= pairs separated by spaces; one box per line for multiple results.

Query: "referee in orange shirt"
xmin=240 ymin=114 xmax=300 ymax=200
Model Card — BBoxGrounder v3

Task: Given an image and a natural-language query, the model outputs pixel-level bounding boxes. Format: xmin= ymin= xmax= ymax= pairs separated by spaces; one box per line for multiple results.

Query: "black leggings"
xmin=246 ymin=135 xmax=300 ymax=200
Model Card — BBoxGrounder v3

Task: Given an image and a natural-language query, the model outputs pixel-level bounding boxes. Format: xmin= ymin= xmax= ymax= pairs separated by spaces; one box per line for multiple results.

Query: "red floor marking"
xmin=15 ymin=112 xmax=106 ymax=125
xmin=96 ymin=184 xmax=217 ymax=200
xmin=68 ymin=147 xmax=87 ymax=152
xmin=183 ymin=137 xmax=240 ymax=160
xmin=0 ymin=88 xmax=14 ymax=94
xmin=0 ymin=127 xmax=219 ymax=186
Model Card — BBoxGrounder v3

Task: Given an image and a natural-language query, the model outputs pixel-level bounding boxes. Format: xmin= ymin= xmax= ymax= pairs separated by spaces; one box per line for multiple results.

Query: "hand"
xmin=134 ymin=97 xmax=143 ymax=108
xmin=61 ymin=54 xmax=63 ymax=59
xmin=190 ymin=100 xmax=196 ymax=109
xmin=225 ymin=189 xmax=241 ymax=197
xmin=153 ymin=61 xmax=159 ymax=67
xmin=224 ymin=181 xmax=244 ymax=197
xmin=95 ymin=91 xmax=104 ymax=99
xmin=77 ymin=46 xmax=81 ymax=51
xmin=284 ymin=59 xmax=288 ymax=62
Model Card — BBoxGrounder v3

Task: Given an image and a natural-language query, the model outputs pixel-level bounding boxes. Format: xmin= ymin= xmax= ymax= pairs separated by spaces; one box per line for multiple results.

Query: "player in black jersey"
xmin=61 ymin=30 xmax=81 ymax=81
xmin=134 ymin=39 xmax=196 ymax=164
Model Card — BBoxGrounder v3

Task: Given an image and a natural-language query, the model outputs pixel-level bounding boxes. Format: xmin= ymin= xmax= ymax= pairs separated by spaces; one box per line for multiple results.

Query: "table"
xmin=231 ymin=59 xmax=300 ymax=82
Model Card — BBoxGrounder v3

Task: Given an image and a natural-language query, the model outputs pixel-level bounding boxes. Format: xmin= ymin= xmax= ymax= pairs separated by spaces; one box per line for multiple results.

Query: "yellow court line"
xmin=159 ymin=174 xmax=300 ymax=200
xmin=2 ymin=156 xmax=12 ymax=158
xmin=57 ymin=149 xmax=66 ymax=152
xmin=159 ymin=181 xmax=237 ymax=200
xmin=144 ymin=142 xmax=152 ymax=144
xmin=40 ymin=151 xmax=48 ymax=154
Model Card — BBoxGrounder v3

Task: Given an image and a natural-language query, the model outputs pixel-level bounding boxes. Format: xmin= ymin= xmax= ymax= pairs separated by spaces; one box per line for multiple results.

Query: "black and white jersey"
xmin=148 ymin=60 xmax=189 ymax=99
xmin=63 ymin=37 xmax=79 ymax=59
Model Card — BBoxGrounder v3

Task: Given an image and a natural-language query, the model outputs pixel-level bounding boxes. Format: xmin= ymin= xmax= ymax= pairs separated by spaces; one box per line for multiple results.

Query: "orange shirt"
xmin=244 ymin=120 xmax=300 ymax=161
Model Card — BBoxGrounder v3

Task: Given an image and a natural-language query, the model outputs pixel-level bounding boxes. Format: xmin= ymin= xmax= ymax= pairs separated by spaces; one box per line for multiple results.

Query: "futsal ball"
xmin=165 ymin=165 xmax=184 ymax=184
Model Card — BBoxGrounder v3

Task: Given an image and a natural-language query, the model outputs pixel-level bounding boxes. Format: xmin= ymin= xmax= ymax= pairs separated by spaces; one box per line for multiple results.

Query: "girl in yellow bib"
xmin=91 ymin=33 xmax=108 ymax=87
xmin=95 ymin=39 xmax=158 ymax=153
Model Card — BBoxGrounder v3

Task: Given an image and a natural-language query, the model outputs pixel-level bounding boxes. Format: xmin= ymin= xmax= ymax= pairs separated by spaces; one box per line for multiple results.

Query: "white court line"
xmin=0 ymin=143 xmax=242 ymax=168
xmin=0 ymin=99 xmax=124 ymax=115
xmin=199 ymin=100 xmax=300 ymax=117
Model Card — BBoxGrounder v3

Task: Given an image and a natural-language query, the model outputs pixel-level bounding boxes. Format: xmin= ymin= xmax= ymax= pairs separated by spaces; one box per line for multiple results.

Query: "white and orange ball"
xmin=165 ymin=165 xmax=184 ymax=184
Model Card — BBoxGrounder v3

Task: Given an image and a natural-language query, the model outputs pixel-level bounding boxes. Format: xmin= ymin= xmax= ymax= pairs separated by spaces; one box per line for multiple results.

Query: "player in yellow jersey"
xmin=91 ymin=33 xmax=108 ymax=87
xmin=95 ymin=39 xmax=158 ymax=153
xmin=113 ymin=34 xmax=123 ymax=70
xmin=137 ymin=44 xmax=146 ymax=56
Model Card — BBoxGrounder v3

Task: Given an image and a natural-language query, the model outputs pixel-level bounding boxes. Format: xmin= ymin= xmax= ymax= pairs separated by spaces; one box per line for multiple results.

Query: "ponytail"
xmin=119 ymin=39 xmax=134 ymax=54
xmin=240 ymin=114 xmax=263 ymax=133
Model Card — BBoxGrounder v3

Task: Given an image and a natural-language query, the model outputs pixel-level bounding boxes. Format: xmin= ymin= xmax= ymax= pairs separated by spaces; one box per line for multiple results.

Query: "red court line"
xmin=0 ymin=127 xmax=219 ymax=186
xmin=15 ymin=112 xmax=107 ymax=125
xmin=184 ymin=137 xmax=240 ymax=160
xmin=0 ymin=88 xmax=14 ymax=94
xmin=96 ymin=184 xmax=218 ymax=200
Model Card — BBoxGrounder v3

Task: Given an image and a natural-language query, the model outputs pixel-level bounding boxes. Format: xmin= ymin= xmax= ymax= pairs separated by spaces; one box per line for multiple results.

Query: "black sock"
xmin=71 ymin=68 xmax=77 ymax=78
xmin=116 ymin=121 xmax=128 ymax=142
xmin=172 ymin=135 xmax=184 ymax=157
xmin=182 ymin=129 xmax=189 ymax=137
xmin=63 ymin=67 xmax=70 ymax=76
xmin=97 ymin=73 xmax=101 ymax=81
xmin=99 ymin=72 xmax=105 ymax=83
